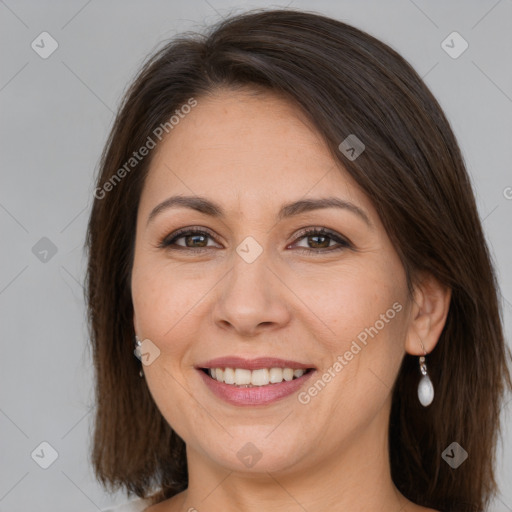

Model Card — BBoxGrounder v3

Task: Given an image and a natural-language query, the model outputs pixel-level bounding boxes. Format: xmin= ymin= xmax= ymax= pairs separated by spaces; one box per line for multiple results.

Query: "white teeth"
xmin=234 ymin=368 xmax=252 ymax=385
xmin=251 ymin=368 xmax=270 ymax=386
xmin=206 ymin=367 xmax=310 ymax=386
xmin=223 ymin=367 xmax=235 ymax=384
xmin=269 ymin=368 xmax=283 ymax=383
xmin=283 ymin=368 xmax=294 ymax=381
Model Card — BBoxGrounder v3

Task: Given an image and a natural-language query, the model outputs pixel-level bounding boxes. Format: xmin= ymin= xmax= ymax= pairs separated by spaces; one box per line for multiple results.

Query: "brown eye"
xmin=291 ymin=228 xmax=351 ymax=254
xmin=159 ymin=229 xmax=219 ymax=251
xmin=180 ymin=233 xmax=208 ymax=248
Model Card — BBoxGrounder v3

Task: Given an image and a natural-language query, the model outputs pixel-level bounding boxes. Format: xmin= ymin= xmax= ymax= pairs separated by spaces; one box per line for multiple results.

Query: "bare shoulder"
xmin=143 ymin=492 xmax=186 ymax=512
xmin=103 ymin=497 xmax=151 ymax=512
xmin=144 ymin=501 xmax=178 ymax=512
xmin=400 ymin=501 xmax=440 ymax=512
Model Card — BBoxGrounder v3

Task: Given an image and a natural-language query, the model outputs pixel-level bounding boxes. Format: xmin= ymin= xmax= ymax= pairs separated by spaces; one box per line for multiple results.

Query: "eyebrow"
xmin=147 ymin=195 xmax=372 ymax=228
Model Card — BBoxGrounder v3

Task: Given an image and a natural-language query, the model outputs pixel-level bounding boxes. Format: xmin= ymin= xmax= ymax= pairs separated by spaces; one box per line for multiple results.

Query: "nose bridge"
xmin=227 ymin=239 xmax=273 ymax=303
xmin=213 ymin=238 xmax=290 ymax=334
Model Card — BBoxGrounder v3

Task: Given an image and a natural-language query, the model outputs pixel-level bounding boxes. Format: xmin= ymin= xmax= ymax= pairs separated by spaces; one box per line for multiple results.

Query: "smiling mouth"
xmin=200 ymin=367 xmax=315 ymax=387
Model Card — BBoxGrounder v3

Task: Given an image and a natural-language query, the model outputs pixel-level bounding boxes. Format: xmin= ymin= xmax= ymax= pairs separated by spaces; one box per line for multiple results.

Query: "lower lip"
xmin=197 ymin=369 xmax=316 ymax=406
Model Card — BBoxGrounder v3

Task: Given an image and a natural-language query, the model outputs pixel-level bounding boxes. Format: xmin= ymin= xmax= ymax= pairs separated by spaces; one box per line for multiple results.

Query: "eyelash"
xmin=158 ymin=226 xmax=352 ymax=255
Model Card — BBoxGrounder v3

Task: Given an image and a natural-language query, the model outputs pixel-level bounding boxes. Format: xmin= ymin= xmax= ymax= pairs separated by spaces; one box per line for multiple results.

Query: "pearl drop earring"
xmin=134 ymin=335 xmax=144 ymax=378
xmin=417 ymin=354 xmax=434 ymax=407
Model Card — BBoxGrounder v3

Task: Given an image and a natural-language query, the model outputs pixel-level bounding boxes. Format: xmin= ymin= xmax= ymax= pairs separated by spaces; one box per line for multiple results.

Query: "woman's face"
xmin=131 ymin=88 xmax=413 ymax=474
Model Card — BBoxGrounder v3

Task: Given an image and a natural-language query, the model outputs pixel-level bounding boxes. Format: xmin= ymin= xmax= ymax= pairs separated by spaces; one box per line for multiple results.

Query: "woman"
xmin=86 ymin=8 xmax=511 ymax=512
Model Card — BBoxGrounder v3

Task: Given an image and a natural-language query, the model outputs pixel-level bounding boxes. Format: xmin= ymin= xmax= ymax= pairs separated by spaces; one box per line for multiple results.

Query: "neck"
xmin=177 ymin=401 xmax=409 ymax=512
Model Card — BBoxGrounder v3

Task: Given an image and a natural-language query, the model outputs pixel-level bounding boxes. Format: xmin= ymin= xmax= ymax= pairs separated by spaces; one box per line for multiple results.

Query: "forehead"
xmin=140 ymin=88 xmax=376 ymax=222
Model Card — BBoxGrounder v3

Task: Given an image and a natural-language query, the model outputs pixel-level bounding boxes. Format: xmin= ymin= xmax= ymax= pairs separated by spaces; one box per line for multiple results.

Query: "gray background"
xmin=1 ymin=0 xmax=511 ymax=511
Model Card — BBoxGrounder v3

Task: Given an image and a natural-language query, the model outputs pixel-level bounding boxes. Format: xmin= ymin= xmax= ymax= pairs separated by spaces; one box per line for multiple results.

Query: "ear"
xmin=405 ymin=273 xmax=452 ymax=355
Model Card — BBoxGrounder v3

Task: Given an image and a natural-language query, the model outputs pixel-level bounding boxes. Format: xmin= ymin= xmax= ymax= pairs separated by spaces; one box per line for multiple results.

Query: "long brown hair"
xmin=85 ymin=9 xmax=511 ymax=511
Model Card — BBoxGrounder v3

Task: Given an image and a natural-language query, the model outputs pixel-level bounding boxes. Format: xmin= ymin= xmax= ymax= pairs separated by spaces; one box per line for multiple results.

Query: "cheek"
xmin=292 ymin=259 xmax=408 ymax=415
xmin=289 ymin=260 xmax=405 ymax=351
xmin=132 ymin=258 xmax=204 ymax=340
xmin=131 ymin=264 xmax=207 ymax=434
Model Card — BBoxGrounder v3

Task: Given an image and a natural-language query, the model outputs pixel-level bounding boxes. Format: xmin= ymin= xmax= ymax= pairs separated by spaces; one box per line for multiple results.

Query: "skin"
xmin=131 ymin=88 xmax=451 ymax=512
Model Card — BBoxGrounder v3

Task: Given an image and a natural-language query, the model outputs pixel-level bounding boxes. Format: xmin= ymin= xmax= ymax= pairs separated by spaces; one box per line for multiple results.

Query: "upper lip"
xmin=196 ymin=356 xmax=315 ymax=371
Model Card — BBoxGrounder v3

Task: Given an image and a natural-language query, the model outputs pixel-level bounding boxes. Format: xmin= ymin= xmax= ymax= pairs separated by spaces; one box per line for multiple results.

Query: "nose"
xmin=212 ymin=248 xmax=292 ymax=338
